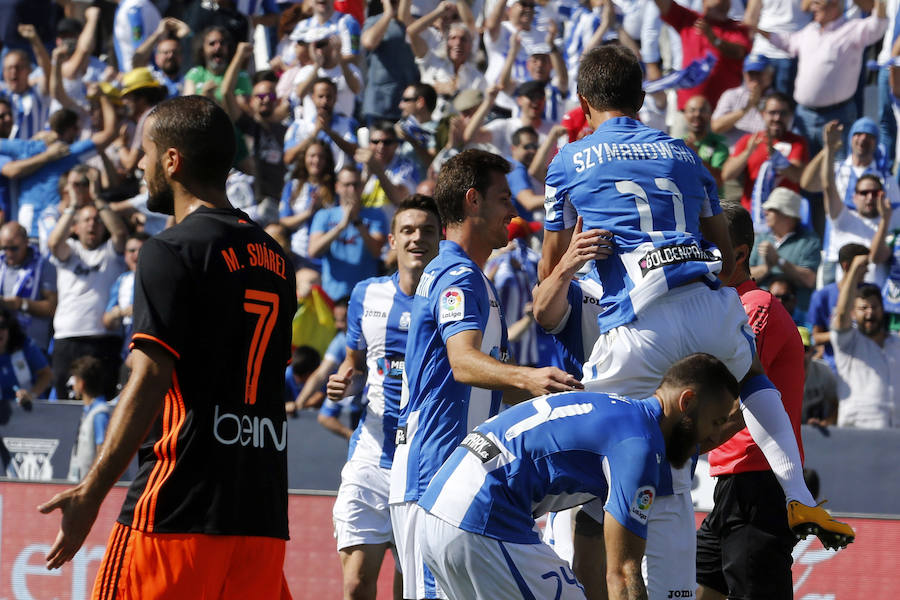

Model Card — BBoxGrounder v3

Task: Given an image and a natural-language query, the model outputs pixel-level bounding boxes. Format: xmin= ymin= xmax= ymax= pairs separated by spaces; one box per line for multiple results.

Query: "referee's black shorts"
xmin=696 ymin=470 xmax=797 ymax=600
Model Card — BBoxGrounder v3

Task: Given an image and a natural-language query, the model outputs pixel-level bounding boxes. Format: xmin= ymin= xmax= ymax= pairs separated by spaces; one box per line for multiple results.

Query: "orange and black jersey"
xmin=119 ymin=207 xmax=297 ymax=540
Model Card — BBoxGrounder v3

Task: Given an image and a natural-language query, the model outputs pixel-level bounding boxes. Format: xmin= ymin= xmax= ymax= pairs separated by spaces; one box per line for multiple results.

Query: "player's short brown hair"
xmin=391 ymin=194 xmax=441 ymax=234
xmin=577 ymin=45 xmax=644 ymax=115
xmin=434 ymin=149 xmax=510 ymax=226
xmin=147 ymin=95 xmax=236 ymax=188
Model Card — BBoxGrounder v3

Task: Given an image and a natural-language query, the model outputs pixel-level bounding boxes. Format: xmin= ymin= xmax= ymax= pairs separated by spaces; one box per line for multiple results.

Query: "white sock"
xmin=741 ymin=376 xmax=816 ymax=506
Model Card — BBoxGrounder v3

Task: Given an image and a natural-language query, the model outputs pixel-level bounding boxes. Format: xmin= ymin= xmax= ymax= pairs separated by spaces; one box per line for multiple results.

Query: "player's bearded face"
xmin=146 ymin=154 xmax=175 ymax=215
xmin=667 ymin=408 xmax=698 ymax=469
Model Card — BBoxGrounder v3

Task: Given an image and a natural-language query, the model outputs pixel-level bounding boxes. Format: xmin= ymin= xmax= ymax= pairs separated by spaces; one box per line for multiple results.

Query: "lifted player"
xmin=538 ymin=45 xmax=851 ymax=599
xmin=40 ymin=96 xmax=296 ymax=599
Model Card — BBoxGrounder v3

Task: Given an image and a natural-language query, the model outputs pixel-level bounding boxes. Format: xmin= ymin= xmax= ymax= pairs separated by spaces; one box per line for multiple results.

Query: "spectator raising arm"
xmin=528 ymin=124 xmax=567 ymax=182
xmin=831 ymin=254 xmax=869 ymax=332
xmin=820 ymin=120 xmax=846 ymax=220
xmin=407 ymin=1 xmax=456 ymax=58
xmin=18 ymin=25 xmax=50 ymax=96
xmin=221 ymin=42 xmax=254 ymax=122
xmin=90 ymin=174 xmax=128 ymax=254
xmin=869 ymin=189 xmax=893 ymax=265
xmin=61 ymin=7 xmax=102 ymax=81
xmin=131 ymin=17 xmax=190 ymax=69
xmin=49 ymin=47 xmax=83 ymax=115
xmin=90 ymin=90 xmax=120 ymax=151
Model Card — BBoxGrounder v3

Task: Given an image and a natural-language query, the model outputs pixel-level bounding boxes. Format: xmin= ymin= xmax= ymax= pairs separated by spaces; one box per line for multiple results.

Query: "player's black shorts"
xmin=696 ymin=470 xmax=797 ymax=600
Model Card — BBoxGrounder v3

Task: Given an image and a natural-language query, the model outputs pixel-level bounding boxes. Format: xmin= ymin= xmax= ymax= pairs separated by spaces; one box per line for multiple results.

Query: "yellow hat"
xmin=120 ymin=67 xmax=163 ymax=96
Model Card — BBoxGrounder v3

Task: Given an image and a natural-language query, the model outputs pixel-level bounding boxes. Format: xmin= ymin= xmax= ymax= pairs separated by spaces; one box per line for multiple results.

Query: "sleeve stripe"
xmin=130 ymin=333 xmax=181 ymax=360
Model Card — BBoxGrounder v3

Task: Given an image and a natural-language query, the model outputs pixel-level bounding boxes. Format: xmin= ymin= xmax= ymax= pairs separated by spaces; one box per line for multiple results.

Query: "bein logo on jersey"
xmin=638 ymin=243 xmax=717 ymax=276
xmin=461 ymin=431 xmax=502 ymax=463
xmin=629 ymin=486 xmax=655 ymax=524
xmin=213 ymin=405 xmax=287 ymax=450
xmin=439 ymin=287 xmax=465 ymax=323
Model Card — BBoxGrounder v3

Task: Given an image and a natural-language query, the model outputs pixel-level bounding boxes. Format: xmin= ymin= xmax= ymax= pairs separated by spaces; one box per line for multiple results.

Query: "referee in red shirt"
xmin=696 ymin=203 xmax=852 ymax=600
xmin=39 ymin=96 xmax=297 ymax=599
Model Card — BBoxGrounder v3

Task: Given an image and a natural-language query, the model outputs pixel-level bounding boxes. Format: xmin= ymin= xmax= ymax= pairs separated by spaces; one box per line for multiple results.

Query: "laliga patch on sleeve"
xmin=439 ymin=287 xmax=465 ymax=323
xmin=629 ymin=486 xmax=655 ymax=525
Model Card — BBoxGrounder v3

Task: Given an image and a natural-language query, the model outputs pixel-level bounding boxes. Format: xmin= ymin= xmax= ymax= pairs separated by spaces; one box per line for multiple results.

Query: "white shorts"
xmin=542 ymin=508 xmax=576 ymax=565
xmin=419 ymin=509 xmax=587 ymax=600
xmin=583 ymin=282 xmax=755 ymax=398
xmin=641 ymin=491 xmax=697 ymax=600
xmin=391 ymin=501 xmax=446 ymax=599
xmin=333 ymin=460 xmax=393 ymax=551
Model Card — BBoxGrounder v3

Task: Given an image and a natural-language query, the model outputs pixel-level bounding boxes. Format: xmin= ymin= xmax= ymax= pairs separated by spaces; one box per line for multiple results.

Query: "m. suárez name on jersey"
xmin=220 ymin=242 xmax=288 ymax=280
xmin=571 ymin=141 xmax=699 ymax=173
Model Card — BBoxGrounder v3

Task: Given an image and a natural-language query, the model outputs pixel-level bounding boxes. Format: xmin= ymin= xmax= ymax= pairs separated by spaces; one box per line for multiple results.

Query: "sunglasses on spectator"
xmin=0 ymin=245 xmax=21 ymax=252
xmin=370 ymin=138 xmax=399 ymax=146
xmin=519 ymin=2 xmax=536 ymax=8
xmin=520 ymin=143 xmax=539 ymax=150
xmin=314 ymin=39 xmax=330 ymax=49
xmin=254 ymin=92 xmax=276 ymax=102
xmin=73 ymin=179 xmax=90 ymax=187
xmin=855 ymin=188 xmax=880 ymax=196
xmin=400 ymin=96 xmax=419 ymax=103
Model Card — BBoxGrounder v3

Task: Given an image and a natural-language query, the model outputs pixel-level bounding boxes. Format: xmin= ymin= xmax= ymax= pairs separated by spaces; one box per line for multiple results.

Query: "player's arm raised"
xmin=533 ymin=216 xmax=613 ymax=330
xmin=604 ymin=514 xmax=648 ymax=600
xmin=39 ymin=343 xmax=173 ymax=569
xmin=445 ymin=329 xmax=582 ymax=404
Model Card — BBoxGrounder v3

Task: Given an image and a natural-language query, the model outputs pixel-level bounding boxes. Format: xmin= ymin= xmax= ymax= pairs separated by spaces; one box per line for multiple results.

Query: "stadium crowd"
xmin=0 ymin=0 xmax=895 ymax=596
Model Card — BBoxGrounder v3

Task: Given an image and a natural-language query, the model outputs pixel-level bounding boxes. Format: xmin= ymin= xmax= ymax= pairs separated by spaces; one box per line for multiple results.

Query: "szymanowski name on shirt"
xmin=571 ymin=141 xmax=697 ymax=173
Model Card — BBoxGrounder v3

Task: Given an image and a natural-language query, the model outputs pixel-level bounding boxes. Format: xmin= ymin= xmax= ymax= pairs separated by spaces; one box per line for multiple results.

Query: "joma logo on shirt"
xmin=365 ymin=309 xmax=387 ymax=318
xmin=213 ymin=405 xmax=287 ymax=450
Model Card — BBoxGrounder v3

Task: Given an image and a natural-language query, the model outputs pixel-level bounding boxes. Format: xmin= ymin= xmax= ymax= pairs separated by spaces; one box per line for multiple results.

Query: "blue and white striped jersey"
xmin=418 ymin=391 xmax=665 ymax=544
xmin=0 ymin=86 xmax=50 ymax=141
xmin=544 ymin=117 xmax=723 ymax=334
xmin=345 ymin=272 xmax=413 ymax=468
xmin=389 ymin=240 xmax=509 ymax=505
xmin=545 ymin=273 xmax=604 ymax=377
xmin=490 ymin=240 xmax=540 ymax=367
xmin=113 ymin=0 xmax=161 ymax=73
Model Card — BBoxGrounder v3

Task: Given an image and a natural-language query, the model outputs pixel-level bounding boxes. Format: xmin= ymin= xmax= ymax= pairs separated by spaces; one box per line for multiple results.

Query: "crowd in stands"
xmin=0 ymin=0 xmax=898 ymax=465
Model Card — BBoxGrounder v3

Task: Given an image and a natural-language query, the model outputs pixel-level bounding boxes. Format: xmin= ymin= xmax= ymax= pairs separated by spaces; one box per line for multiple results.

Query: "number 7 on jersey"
xmin=243 ymin=289 xmax=280 ymax=405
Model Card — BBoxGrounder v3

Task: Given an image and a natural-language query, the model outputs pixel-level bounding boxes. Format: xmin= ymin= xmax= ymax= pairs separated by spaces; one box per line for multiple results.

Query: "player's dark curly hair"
xmin=659 ymin=353 xmax=740 ymax=404
xmin=433 ymin=149 xmax=510 ymax=226
xmin=147 ymin=95 xmax=236 ymax=188
xmin=577 ymin=45 xmax=644 ymax=115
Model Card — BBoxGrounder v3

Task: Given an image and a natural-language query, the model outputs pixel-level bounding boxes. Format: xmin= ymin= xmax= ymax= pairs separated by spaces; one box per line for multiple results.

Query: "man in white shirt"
xmin=48 ymin=195 xmax=128 ymax=401
xmin=831 ymin=254 xmax=900 ymax=428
